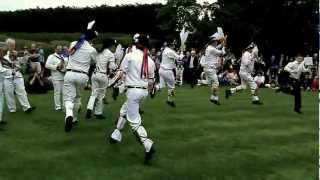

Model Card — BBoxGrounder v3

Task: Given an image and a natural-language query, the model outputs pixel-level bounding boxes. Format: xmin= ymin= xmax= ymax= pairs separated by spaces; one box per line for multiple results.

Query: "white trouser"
xmin=111 ymin=88 xmax=153 ymax=152
xmin=159 ymin=68 xmax=175 ymax=101
xmin=52 ymin=80 xmax=64 ymax=110
xmin=87 ymin=73 xmax=108 ymax=115
xmin=204 ymin=67 xmax=219 ymax=88
xmin=232 ymin=72 xmax=259 ymax=101
xmin=4 ymin=77 xmax=31 ymax=112
xmin=63 ymin=71 xmax=88 ymax=122
xmin=236 ymin=72 xmax=257 ymax=91
xmin=159 ymin=68 xmax=175 ymax=90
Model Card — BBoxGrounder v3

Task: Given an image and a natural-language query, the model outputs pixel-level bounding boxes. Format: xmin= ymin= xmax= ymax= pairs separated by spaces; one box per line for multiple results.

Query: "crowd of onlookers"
xmin=149 ymin=47 xmax=319 ymax=91
xmin=13 ymin=43 xmax=320 ymax=94
xmin=15 ymin=44 xmax=70 ymax=94
xmin=13 ymin=43 xmax=47 ymax=93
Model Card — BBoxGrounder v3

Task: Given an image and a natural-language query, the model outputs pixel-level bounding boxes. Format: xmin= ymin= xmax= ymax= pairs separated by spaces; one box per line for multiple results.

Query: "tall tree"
xmin=214 ymin=0 xmax=319 ymax=57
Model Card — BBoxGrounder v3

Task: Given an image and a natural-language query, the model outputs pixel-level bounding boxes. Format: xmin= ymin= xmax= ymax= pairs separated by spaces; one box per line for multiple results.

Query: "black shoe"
xmin=25 ymin=106 xmax=36 ymax=113
xmin=94 ymin=114 xmax=106 ymax=119
xmin=0 ymin=121 xmax=7 ymax=125
xmin=144 ymin=146 xmax=156 ymax=165
xmin=210 ymin=99 xmax=221 ymax=105
xmin=252 ymin=101 xmax=263 ymax=105
xmin=85 ymin=109 xmax=92 ymax=119
xmin=112 ymin=88 xmax=119 ymax=101
xmin=166 ymin=101 xmax=176 ymax=108
xmin=225 ymin=89 xmax=231 ymax=99
xmin=294 ymin=109 xmax=303 ymax=114
xmin=109 ymin=137 xmax=119 ymax=144
xmin=103 ymin=99 xmax=109 ymax=105
xmin=72 ymin=120 xmax=78 ymax=126
xmin=65 ymin=116 xmax=73 ymax=132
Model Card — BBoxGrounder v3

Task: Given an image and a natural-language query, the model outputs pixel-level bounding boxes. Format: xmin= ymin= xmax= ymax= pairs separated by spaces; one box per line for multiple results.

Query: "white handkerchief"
xmin=87 ymin=20 xmax=96 ymax=30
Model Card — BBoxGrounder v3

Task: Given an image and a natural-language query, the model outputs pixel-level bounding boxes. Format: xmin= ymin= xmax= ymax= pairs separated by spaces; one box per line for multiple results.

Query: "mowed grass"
xmin=0 ymin=86 xmax=317 ymax=180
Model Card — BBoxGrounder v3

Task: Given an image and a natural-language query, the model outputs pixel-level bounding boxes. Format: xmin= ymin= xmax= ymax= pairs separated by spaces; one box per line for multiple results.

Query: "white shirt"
xmin=2 ymin=52 xmax=23 ymax=79
xmin=240 ymin=51 xmax=255 ymax=74
xmin=120 ymin=49 xmax=155 ymax=88
xmin=160 ymin=47 xmax=182 ymax=70
xmin=284 ymin=61 xmax=309 ymax=80
xmin=205 ymin=45 xmax=225 ymax=69
xmin=66 ymin=41 xmax=97 ymax=73
xmin=189 ymin=56 xmax=195 ymax=68
xmin=45 ymin=53 xmax=68 ymax=81
xmin=95 ymin=49 xmax=116 ymax=74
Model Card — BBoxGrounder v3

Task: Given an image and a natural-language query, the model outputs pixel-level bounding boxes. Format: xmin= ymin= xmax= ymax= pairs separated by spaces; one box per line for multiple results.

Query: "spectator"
xmin=38 ymin=45 xmax=45 ymax=64
xmin=182 ymin=51 xmax=191 ymax=83
xmin=269 ymin=54 xmax=279 ymax=85
xmin=254 ymin=71 xmax=266 ymax=88
xmin=311 ymin=75 xmax=319 ymax=91
xmin=225 ymin=66 xmax=239 ymax=86
xmin=185 ymin=49 xmax=199 ymax=88
xmin=27 ymin=43 xmax=42 ymax=76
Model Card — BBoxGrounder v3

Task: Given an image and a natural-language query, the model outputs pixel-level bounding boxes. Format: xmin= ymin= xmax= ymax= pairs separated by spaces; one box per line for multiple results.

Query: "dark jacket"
xmin=184 ymin=56 xmax=199 ymax=69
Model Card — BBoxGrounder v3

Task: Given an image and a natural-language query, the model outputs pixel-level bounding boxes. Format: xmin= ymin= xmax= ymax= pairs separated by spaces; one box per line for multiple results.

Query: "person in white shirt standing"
xmin=277 ymin=53 xmax=310 ymax=113
xmin=159 ymin=41 xmax=183 ymax=107
xmin=109 ymin=34 xmax=156 ymax=164
xmin=204 ymin=32 xmax=226 ymax=105
xmin=64 ymin=21 xmax=98 ymax=132
xmin=225 ymin=43 xmax=263 ymax=105
xmin=0 ymin=42 xmax=8 ymax=125
xmin=3 ymin=38 xmax=35 ymax=113
xmin=85 ymin=38 xmax=117 ymax=119
xmin=45 ymin=45 xmax=68 ymax=111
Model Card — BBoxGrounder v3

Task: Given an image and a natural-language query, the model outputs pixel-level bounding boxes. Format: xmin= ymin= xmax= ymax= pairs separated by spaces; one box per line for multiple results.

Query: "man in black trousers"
xmin=184 ymin=50 xmax=199 ymax=88
xmin=277 ymin=54 xmax=310 ymax=114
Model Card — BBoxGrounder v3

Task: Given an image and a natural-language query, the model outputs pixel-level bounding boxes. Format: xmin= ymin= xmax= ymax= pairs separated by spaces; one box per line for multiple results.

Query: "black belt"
xmin=127 ymin=86 xmax=147 ymax=89
xmin=67 ymin=69 xmax=88 ymax=75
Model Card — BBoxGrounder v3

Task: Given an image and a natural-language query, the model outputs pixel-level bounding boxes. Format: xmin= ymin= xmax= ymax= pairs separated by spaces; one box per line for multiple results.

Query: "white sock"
xmin=65 ymin=101 xmax=74 ymax=119
xmin=210 ymin=95 xmax=218 ymax=101
xmin=116 ymin=116 xmax=127 ymax=130
xmin=110 ymin=129 xmax=122 ymax=142
xmin=143 ymin=139 xmax=154 ymax=152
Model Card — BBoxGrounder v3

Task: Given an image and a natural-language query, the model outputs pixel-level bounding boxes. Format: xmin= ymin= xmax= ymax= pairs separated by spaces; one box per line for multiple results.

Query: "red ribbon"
xmin=142 ymin=48 xmax=149 ymax=79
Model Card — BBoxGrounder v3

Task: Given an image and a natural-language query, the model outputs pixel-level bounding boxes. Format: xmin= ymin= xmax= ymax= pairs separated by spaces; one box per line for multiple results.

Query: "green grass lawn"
xmin=0 ymin=86 xmax=318 ymax=180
